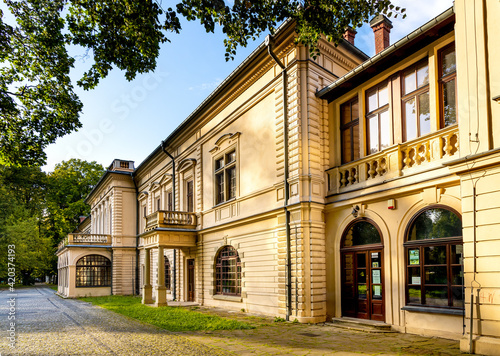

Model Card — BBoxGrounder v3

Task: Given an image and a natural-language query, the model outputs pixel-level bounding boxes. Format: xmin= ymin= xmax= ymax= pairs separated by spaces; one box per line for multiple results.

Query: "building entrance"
xmin=340 ymin=219 xmax=384 ymax=321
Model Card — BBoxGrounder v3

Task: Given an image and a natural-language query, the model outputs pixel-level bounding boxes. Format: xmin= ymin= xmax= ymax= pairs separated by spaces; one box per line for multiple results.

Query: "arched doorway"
xmin=341 ymin=219 xmax=384 ymax=321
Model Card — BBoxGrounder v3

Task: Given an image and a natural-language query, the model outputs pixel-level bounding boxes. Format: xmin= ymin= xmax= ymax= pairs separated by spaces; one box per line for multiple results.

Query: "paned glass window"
xmin=186 ymin=180 xmax=194 ymax=212
xmin=340 ymin=97 xmax=360 ymax=164
xmin=215 ymin=150 xmax=237 ymax=205
xmin=215 ymin=245 xmax=241 ymax=296
xmin=167 ymin=191 xmax=173 ymax=211
xmin=342 ymin=220 xmax=382 ymax=248
xmin=366 ymin=84 xmax=390 ymax=154
xmin=439 ymin=44 xmax=457 ymax=127
xmin=165 ymin=257 xmax=171 ymax=290
xmin=405 ymin=207 xmax=463 ymax=309
xmin=76 ymin=255 xmax=111 ymax=287
xmin=402 ymin=61 xmax=430 ymax=141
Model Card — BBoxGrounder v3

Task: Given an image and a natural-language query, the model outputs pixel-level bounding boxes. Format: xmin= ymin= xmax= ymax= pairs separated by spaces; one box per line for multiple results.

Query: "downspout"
xmin=266 ymin=35 xmax=292 ymax=321
xmin=132 ymin=173 xmax=140 ymax=296
xmin=161 ymin=140 xmax=177 ymax=301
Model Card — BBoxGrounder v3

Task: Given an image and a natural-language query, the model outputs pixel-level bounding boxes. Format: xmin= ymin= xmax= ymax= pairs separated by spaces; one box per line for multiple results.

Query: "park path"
xmin=0 ymin=286 xmax=463 ymax=356
xmin=0 ymin=286 xmax=229 ymax=356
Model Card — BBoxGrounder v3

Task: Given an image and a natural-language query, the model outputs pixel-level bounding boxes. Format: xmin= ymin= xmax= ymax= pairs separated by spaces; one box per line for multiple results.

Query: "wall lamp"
xmin=351 ymin=205 xmax=360 ymax=218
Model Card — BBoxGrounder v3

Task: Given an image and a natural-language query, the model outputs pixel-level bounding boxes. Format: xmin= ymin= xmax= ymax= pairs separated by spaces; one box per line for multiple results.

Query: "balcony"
xmin=327 ymin=126 xmax=459 ymax=195
xmin=58 ymin=233 xmax=111 ymax=251
xmin=141 ymin=210 xmax=197 ymax=249
xmin=145 ymin=211 xmax=197 ymax=231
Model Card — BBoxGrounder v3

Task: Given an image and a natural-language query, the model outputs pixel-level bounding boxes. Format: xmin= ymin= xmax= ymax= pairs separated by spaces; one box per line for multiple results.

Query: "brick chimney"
xmin=343 ymin=26 xmax=357 ymax=46
xmin=370 ymin=15 xmax=393 ymax=54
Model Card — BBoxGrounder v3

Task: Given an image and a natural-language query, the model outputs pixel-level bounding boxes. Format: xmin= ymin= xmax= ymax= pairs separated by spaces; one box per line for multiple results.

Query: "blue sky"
xmin=40 ymin=0 xmax=454 ymax=172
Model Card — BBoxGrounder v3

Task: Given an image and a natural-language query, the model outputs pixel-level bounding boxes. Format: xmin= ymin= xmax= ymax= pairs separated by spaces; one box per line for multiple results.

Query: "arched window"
xmin=404 ymin=206 xmax=463 ymax=309
xmin=165 ymin=257 xmax=171 ymax=290
xmin=76 ymin=255 xmax=111 ymax=287
xmin=215 ymin=246 xmax=241 ymax=296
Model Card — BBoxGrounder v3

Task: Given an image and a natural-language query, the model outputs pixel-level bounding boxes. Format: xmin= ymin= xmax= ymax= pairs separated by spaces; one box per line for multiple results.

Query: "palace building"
xmin=57 ymin=1 xmax=500 ymax=354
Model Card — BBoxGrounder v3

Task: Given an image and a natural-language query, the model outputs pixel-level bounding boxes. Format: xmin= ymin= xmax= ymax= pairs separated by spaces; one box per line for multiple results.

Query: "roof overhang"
xmin=317 ymin=7 xmax=455 ymax=102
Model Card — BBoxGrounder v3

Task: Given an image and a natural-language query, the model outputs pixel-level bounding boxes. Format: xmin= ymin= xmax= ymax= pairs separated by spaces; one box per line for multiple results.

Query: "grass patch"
xmin=80 ymin=295 xmax=255 ymax=332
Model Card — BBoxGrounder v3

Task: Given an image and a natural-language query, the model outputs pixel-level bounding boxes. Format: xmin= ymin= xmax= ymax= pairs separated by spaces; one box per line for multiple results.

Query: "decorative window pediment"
xmin=138 ymin=191 xmax=149 ymax=201
xmin=178 ymin=158 xmax=197 ymax=173
xmin=159 ymin=173 xmax=173 ymax=186
xmin=210 ymin=132 xmax=241 ymax=154
xmin=150 ymin=182 xmax=161 ymax=192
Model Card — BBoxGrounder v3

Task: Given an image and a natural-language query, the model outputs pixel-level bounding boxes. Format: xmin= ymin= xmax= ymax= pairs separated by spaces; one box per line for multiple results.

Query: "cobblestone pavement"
xmin=0 ymin=286 xmax=230 ymax=356
xmin=181 ymin=307 xmax=464 ymax=356
xmin=0 ymin=287 xmax=463 ymax=356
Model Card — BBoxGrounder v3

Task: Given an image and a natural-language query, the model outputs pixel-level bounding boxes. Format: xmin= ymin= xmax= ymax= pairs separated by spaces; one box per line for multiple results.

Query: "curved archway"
xmin=404 ymin=205 xmax=463 ymax=309
xmin=214 ymin=245 xmax=241 ymax=296
xmin=340 ymin=218 xmax=384 ymax=321
xmin=75 ymin=254 xmax=111 ymax=287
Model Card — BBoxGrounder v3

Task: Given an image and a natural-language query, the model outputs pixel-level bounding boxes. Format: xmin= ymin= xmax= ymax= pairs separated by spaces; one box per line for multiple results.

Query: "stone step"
xmin=327 ymin=317 xmax=393 ymax=333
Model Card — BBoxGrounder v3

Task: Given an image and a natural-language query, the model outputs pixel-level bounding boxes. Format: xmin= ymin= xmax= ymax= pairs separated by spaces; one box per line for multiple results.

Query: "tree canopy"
xmin=0 ymin=159 xmax=104 ymax=284
xmin=0 ymin=0 xmax=405 ymax=166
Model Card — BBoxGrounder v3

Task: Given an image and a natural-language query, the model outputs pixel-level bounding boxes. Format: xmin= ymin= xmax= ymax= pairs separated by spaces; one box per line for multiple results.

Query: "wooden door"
xmin=341 ymin=249 xmax=384 ymax=321
xmin=187 ymin=259 xmax=195 ymax=302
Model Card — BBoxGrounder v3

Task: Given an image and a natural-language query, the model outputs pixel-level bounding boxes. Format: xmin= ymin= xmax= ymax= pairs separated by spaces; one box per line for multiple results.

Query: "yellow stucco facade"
xmin=57 ymin=2 xmax=500 ymax=354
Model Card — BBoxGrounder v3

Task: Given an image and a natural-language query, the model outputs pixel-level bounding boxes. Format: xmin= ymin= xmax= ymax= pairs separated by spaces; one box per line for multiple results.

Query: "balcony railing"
xmin=145 ymin=211 xmax=197 ymax=232
xmin=327 ymin=126 xmax=459 ymax=194
xmin=58 ymin=233 xmax=111 ymax=250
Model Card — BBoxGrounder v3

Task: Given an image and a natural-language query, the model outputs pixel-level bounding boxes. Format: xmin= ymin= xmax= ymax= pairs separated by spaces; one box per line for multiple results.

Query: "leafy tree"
xmin=0 ymin=0 xmax=405 ymax=166
xmin=44 ymin=158 xmax=105 ymax=244
xmin=0 ymin=173 xmax=52 ymax=284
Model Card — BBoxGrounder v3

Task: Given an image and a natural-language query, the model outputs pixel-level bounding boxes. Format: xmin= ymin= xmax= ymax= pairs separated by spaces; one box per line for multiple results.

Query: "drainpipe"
xmin=132 ymin=173 xmax=140 ymax=296
xmin=266 ymin=34 xmax=292 ymax=321
xmin=161 ymin=140 xmax=177 ymax=301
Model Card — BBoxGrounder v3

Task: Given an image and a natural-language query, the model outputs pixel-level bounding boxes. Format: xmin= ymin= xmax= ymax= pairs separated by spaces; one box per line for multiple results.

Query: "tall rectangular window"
xmin=156 ymin=197 xmax=161 ymax=212
xmin=402 ymin=60 xmax=430 ymax=141
xmin=215 ymin=150 xmax=237 ymax=205
xmin=439 ymin=44 xmax=457 ymax=127
xmin=167 ymin=191 xmax=173 ymax=211
xmin=186 ymin=180 xmax=194 ymax=212
xmin=340 ymin=97 xmax=360 ymax=164
xmin=366 ymin=83 xmax=390 ymax=154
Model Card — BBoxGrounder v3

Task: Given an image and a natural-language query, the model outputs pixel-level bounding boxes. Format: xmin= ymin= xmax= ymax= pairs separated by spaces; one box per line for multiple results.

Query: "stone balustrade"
xmin=145 ymin=211 xmax=197 ymax=232
xmin=58 ymin=233 xmax=111 ymax=250
xmin=327 ymin=126 xmax=459 ymax=194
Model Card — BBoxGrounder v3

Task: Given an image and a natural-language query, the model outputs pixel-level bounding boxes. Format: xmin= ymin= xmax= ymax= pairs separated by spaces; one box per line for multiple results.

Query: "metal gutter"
xmin=317 ymin=7 xmax=455 ymax=100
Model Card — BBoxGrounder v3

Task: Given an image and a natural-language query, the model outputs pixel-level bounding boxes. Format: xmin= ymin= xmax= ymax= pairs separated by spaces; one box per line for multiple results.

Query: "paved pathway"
xmin=0 ymin=286 xmax=229 ymax=356
xmin=0 ymin=286 xmax=463 ymax=356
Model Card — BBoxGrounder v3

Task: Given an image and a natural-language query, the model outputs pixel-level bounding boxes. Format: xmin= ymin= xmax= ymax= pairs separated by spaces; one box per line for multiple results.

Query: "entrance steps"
xmin=327 ymin=317 xmax=393 ymax=333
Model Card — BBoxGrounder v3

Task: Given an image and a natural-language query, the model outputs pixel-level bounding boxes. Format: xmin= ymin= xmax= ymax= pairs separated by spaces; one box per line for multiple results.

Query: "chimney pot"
xmin=370 ymin=14 xmax=393 ymax=54
xmin=343 ymin=26 xmax=357 ymax=46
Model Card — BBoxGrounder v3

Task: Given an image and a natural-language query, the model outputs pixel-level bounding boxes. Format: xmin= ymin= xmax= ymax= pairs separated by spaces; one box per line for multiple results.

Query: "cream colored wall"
xmin=453 ymin=1 xmax=500 ymax=353
xmin=325 ymin=184 xmax=462 ymax=338
xmin=198 ymin=215 xmax=280 ymax=315
xmin=57 ymin=248 xmax=112 ymax=298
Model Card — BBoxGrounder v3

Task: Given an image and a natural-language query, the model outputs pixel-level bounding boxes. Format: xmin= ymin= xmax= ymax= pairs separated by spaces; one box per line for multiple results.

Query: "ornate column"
xmin=155 ymin=246 xmax=168 ymax=306
xmin=142 ymin=248 xmax=153 ymax=304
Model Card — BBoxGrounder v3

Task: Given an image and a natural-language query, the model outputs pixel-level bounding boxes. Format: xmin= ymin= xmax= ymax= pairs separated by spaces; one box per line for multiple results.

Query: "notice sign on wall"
xmin=409 ymin=249 xmax=419 ymax=265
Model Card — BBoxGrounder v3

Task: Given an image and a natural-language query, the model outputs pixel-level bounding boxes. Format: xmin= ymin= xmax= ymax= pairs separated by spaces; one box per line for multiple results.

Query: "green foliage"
xmin=274 ymin=316 xmax=286 ymax=322
xmin=0 ymin=159 xmax=104 ymax=283
xmin=80 ymin=295 xmax=255 ymax=331
xmin=44 ymin=159 xmax=105 ymax=243
xmin=0 ymin=169 xmax=52 ymax=283
xmin=1 ymin=0 xmax=404 ymax=166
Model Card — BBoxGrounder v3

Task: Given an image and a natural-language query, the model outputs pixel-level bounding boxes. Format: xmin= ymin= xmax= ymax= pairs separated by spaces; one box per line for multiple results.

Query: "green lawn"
xmin=80 ymin=295 xmax=255 ymax=332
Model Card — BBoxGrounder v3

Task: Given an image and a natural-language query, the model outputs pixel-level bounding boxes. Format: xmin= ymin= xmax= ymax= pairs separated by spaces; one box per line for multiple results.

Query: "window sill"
xmin=212 ymin=294 xmax=242 ymax=303
xmin=402 ymin=305 xmax=464 ymax=316
xmin=213 ymin=198 xmax=237 ymax=209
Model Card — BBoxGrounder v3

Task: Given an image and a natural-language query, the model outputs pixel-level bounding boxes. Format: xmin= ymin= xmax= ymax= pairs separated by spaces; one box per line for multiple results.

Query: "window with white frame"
xmin=215 ymin=150 xmax=237 ymax=205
